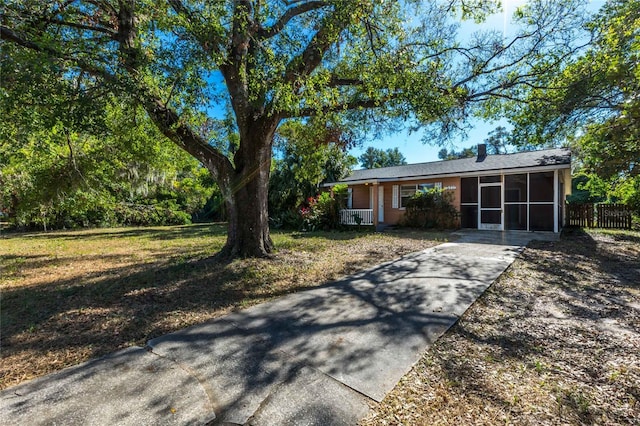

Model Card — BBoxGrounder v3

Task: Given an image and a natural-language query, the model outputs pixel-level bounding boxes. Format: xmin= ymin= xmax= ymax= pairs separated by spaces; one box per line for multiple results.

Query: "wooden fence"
xmin=597 ymin=203 xmax=633 ymax=229
xmin=566 ymin=203 xmax=632 ymax=229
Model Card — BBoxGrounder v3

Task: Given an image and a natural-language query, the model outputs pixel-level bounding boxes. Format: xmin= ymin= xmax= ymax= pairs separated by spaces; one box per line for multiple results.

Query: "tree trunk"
xmin=219 ymin=123 xmax=276 ymax=258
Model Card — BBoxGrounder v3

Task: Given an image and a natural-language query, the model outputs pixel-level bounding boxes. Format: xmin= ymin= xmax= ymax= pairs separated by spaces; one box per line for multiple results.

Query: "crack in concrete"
xmin=143 ymin=344 xmax=218 ymax=424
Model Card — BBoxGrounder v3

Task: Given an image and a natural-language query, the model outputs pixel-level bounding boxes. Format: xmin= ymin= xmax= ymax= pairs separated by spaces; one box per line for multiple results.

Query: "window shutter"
xmin=392 ymin=185 xmax=399 ymax=208
xmin=347 ymin=188 xmax=353 ymax=209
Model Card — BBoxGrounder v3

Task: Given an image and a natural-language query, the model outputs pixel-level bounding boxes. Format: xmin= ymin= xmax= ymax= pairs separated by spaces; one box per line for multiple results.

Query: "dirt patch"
xmin=362 ymin=228 xmax=640 ymax=425
xmin=0 ymin=225 xmax=447 ymax=389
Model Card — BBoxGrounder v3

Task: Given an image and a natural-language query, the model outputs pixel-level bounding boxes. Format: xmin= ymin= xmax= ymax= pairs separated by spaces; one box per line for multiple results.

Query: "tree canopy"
xmin=505 ymin=0 xmax=639 ymax=178
xmin=499 ymin=0 xmax=639 ymax=212
xmin=1 ymin=0 xmax=590 ymax=256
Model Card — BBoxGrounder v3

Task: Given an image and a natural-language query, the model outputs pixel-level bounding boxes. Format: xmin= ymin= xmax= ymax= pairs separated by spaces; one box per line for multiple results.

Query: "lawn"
xmin=363 ymin=228 xmax=640 ymax=425
xmin=0 ymin=224 xmax=448 ymax=389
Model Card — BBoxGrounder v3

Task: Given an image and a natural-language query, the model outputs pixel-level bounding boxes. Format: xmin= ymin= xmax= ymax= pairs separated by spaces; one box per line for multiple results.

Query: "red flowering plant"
xmin=299 ymin=193 xmax=339 ymax=231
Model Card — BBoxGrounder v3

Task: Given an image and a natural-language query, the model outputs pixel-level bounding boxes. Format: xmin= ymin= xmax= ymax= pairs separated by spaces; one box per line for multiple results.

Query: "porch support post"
xmin=373 ymin=182 xmax=379 ymax=227
xmin=553 ymin=169 xmax=559 ymax=233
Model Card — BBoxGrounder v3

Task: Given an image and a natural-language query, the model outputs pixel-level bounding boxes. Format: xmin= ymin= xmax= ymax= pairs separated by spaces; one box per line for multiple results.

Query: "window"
xmin=418 ymin=183 xmax=437 ymax=191
xmin=399 ymin=182 xmax=441 ymax=208
xmin=400 ymin=185 xmax=417 ymax=208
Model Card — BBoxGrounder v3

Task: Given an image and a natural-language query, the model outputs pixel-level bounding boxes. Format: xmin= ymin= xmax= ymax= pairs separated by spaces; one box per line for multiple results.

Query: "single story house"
xmin=325 ymin=145 xmax=572 ymax=233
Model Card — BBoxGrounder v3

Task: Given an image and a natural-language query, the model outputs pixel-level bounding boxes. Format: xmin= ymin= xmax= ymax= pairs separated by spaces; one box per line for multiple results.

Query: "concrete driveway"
xmin=0 ymin=231 xmax=557 ymax=425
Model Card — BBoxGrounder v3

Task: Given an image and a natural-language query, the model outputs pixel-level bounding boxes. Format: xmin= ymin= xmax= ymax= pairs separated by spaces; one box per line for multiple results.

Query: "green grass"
xmin=0 ymin=223 xmax=447 ymax=389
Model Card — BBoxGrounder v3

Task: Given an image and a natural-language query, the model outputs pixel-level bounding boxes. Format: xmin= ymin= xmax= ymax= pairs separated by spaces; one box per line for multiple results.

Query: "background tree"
xmin=359 ymin=147 xmax=407 ymax=169
xmin=268 ymin=119 xmax=356 ymax=228
xmin=0 ymin=45 xmax=216 ymax=229
xmin=385 ymin=148 xmax=408 ymax=167
xmin=0 ymin=98 xmax=216 ymax=229
xmin=483 ymin=126 xmax=510 ymax=155
xmin=437 ymin=147 xmax=476 ymax=160
xmin=2 ymin=0 xmax=589 ymax=256
xmin=502 ymin=0 xmax=639 ymax=212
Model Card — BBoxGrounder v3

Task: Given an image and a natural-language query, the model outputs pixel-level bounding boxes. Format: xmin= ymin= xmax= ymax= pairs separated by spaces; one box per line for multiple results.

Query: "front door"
xmin=378 ymin=186 xmax=384 ymax=223
xmin=479 ymin=181 xmax=503 ymax=230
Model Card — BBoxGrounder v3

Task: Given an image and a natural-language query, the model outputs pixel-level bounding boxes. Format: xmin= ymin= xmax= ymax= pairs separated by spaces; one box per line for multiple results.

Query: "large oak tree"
xmin=1 ymin=0 xmax=586 ymax=256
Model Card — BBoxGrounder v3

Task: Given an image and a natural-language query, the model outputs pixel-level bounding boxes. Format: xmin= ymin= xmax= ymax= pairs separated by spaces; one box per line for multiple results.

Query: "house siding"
xmin=330 ymin=149 xmax=570 ymax=232
xmin=376 ymin=177 xmax=461 ymax=225
xmin=352 ymin=185 xmax=370 ymax=209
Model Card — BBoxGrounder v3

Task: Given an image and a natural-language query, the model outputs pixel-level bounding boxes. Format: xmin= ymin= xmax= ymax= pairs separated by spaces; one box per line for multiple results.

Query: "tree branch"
xmin=327 ymin=76 xmax=363 ymax=87
xmin=46 ymin=18 xmax=117 ymax=36
xmin=258 ymin=1 xmax=328 ymax=39
xmin=282 ymin=8 xmax=349 ymax=84
xmin=2 ymin=17 xmax=234 ymax=182
xmin=280 ymin=97 xmax=388 ymax=119
xmin=167 ymin=0 xmax=226 ymax=59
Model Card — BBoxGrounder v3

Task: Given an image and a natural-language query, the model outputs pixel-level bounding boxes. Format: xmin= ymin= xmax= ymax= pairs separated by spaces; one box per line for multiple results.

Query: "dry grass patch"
xmin=363 ymin=228 xmax=640 ymax=426
xmin=0 ymin=224 xmax=447 ymax=389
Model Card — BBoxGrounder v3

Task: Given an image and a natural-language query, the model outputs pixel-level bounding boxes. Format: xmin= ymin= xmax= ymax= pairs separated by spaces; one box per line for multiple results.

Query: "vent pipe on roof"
xmin=477 ymin=143 xmax=487 ymax=161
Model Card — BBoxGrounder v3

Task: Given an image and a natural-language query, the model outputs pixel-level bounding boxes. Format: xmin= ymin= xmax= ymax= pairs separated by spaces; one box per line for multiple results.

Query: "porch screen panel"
xmin=481 ymin=210 xmax=501 ymax=224
xmin=461 ymin=177 xmax=478 ymax=203
xmin=460 ymin=206 xmax=478 ymax=228
xmin=529 ymin=172 xmax=554 ymax=202
xmin=460 ymin=177 xmax=478 ymax=228
xmin=530 ymin=204 xmax=554 ymax=231
xmin=480 ymin=186 xmax=501 ymax=208
xmin=529 ymin=172 xmax=554 ymax=231
xmin=479 ymin=175 xmax=501 ymax=183
xmin=505 ymin=204 xmax=527 ymax=230
xmin=505 ymin=174 xmax=528 ymax=230
xmin=505 ymin=174 xmax=527 ymax=202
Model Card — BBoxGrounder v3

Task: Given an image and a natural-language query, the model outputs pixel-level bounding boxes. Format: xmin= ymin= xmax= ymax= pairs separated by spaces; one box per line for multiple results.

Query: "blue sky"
xmin=349 ymin=0 xmax=607 ymax=165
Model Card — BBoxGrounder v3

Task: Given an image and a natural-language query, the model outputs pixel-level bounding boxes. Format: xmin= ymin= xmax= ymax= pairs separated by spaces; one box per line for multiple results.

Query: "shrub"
xmin=300 ymin=192 xmax=340 ymax=231
xmin=401 ymin=188 xmax=459 ymax=229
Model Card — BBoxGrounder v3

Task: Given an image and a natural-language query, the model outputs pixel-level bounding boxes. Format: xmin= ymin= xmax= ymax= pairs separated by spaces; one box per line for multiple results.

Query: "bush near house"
xmin=401 ymin=188 xmax=459 ymax=229
xmin=300 ymin=192 xmax=339 ymax=231
xmin=298 ymin=185 xmax=350 ymax=232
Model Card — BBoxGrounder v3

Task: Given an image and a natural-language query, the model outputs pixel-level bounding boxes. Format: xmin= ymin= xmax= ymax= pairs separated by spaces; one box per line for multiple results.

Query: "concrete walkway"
xmin=0 ymin=231 xmax=558 ymax=425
